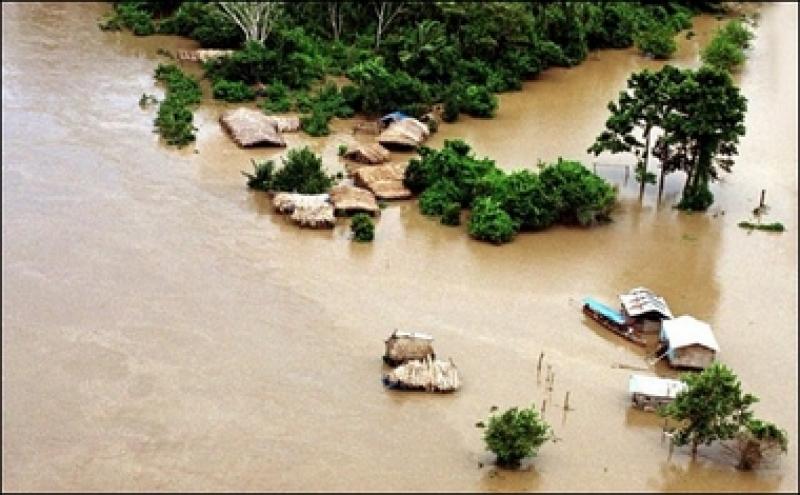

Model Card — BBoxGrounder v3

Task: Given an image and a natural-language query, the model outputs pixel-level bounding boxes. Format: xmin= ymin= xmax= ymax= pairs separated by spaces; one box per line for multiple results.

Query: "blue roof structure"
xmin=583 ymin=297 xmax=626 ymax=325
xmin=380 ymin=111 xmax=409 ymax=124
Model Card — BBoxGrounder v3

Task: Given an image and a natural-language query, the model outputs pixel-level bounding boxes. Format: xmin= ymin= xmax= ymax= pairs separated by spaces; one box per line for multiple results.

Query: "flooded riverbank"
xmin=3 ymin=2 xmax=797 ymax=491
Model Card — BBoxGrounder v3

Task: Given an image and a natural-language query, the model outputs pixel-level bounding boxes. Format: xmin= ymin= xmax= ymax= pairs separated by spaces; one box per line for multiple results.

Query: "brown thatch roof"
xmin=268 ymin=115 xmax=301 ymax=133
xmin=343 ymin=142 xmax=391 ymax=164
xmin=383 ymin=330 xmax=435 ymax=366
xmin=176 ymin=49 xmax=234 ymax=62
xmin=220 ymin=107 xmax=286 ymax=147
xmin=353 ymin=163 xmax=411 ymax=200
xmin=377 ymin=118 xmax=429 ymax=149
xmin=329 ymin=184 xmax=379 ymax=216
xmin=272 ymin=193 xmax=335 ymax=228
xmin=383 ymin=355 xmax=460 ymax=392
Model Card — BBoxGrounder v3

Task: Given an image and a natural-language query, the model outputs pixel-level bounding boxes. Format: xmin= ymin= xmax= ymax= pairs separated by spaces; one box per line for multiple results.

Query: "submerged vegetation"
xmin=153 ymin=63 xmax=202 ymax=147
xmin=241 ymin=146 xmax=335 ymax=194
xmin=406 ymin=140 xmax=616 ymax=244
xmin=702 ymin=19 xmax=755 ymax=72
xmin=351 ymin=213 xmax=375 ymax=242
xmin=109 ymin=1 xmax=715 ymax=127
xmin=480 ymin=404 xmax=551 ymax=468
xmin=737 ymin=221 xmax=785 ymax=232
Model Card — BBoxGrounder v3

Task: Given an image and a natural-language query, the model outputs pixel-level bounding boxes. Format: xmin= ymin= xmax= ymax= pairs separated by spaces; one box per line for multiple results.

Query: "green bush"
xmin=441 ymin=202 xmax=461 ymax=226
xmin=495 ymin=170 xmax=559 ymax=231
xmin=212 ymin=79 xmax=255 ymax=102
xmin=272 ymin=147 xmax=335 ymax=194
xmin=635 ymin=24 xmax=677 ymax=59
xmin=460 ymin=85 xmax=498 ymax=118
xmin=351 ymin=213 xmax=375 ymax=242
xmin=260 ymin=81 xmax=293 ymax=113
xmin=677 ymin=184 xmax=714 ymax=211
xmin=241 ymin=159 xmax=275 ymax=191
xmin=483 ymin=405 xmax=551 ymax=468
xmin=720 ymin=19 xmax=754 ymax=48
xmin=538 ymin=158 xmax=616 ymax=225
xmin=419 ymin=179 xmax=462 ymax=216
xmin=701 ymin=35 xmax=745 ymax=72
xmin=468 ymin=197 xmax=519 ymax=245
xmin=153 ymin=64 xmax=202 ymax=147
xmin=300 ymin=109 xmax=333 ymax=137
xmin=737 ymin=221 xmax=785 ymax=232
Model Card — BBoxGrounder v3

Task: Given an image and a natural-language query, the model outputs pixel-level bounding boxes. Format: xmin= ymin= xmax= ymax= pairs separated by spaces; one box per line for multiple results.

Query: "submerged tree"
xmin=217 ymin=2 xmax=280 ymax=44
xmin=481 ymin=404 xmax=551 ymax=468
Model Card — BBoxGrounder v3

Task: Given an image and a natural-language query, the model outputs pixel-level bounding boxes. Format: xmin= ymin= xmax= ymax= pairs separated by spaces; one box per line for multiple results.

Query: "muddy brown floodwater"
xmin=2 ymin=2 xmax=797 ymax=492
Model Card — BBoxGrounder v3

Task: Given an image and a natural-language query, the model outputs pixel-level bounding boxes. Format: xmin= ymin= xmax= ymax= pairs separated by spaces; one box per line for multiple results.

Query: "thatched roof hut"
xmin=383 ymin=330 xmax=435 ymax=366
xmin=353 ymin=163 xmax=412 ymax=200
xmin=377 ymin=118 xmax=429 ymax=150
xmin=329 ymin=184 xmax=379 ymax=216
xmin=272 ymin=192 xmax=329 ymax=213
xmin=383 ymin=355 xmax=460 ymax=393
xmin=220 ymin=107 xmax=286 ymax=147
xmin=176 ymin=49 xmax=234 ymax=62
xmin=290 ymin=203 xmax=336 ymax=228
xmin=343 ymin=142 xmax=391 ymax=164
xmin=268 ymin=115 xmax=301 ymax=133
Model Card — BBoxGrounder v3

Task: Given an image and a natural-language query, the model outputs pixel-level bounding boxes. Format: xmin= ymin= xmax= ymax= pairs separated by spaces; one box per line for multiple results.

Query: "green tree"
xmin=730 ymin=419 xmax=789 ymax=470
xmin=634 ymin=23 xmax=677 ymax=59
xmin=351 ymin=213 xmax=375 ymax=242
xmin=468 ymin=197 xmax=518 ymax=245
xmin=272 ymin=147 xmax=336 ymax=194
xmin=482 ymin=404 xmax=551 ymax=468
xmin=659 ymin=362 xmax=758 ymax=459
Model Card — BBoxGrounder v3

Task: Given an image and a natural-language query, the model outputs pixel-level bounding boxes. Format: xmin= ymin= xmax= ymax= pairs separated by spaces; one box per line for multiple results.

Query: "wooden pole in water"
xmin=563 ymin=391 xmax=570 ymax=411
xmin=759 ymin=189 xmax=766 ymax=208
xmin=542 ymin=399 xmax=546 ymax=414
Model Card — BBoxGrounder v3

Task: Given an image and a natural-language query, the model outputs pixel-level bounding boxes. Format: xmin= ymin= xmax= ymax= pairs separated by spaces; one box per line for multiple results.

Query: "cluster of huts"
xmin=382 ymin=330 xmax=460 ymax=393
xmin=218 ymin=104 xmax=432 ymax=229
xmin=582 ymin=287 xmax=722 ymax=411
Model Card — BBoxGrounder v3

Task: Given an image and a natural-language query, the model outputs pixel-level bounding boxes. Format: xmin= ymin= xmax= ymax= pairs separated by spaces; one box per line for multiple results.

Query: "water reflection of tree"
xmin=647 ymin=457 xmax=782 ymax=492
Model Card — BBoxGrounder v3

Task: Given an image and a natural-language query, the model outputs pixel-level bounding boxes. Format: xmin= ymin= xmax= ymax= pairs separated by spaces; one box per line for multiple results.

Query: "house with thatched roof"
xmin=659 ymin=315 xmax=719 ymax=370
xmin=176 ymin=49 xmax=234 ymax=62
xmin=329 ymin=184 xmax=379 ymax=216
xmin=377 ymin=117 xmax=429 ymax=150
xmin=353 ymin=163 xmax=412 ymax=200
xmin=383 ymin=330 xmax=435 ymax=366
xmin=220 ymin=107 xmax=288 ymax=147
xmin=619 ymin=287 xmax=673 ymax=333
xmin=383 ymin=355 xmax=460 ymax=393
xmin=272 ymin=192 xmax=335 ymax=228
xmin=342 ymin=142 xmax=391 ymax=164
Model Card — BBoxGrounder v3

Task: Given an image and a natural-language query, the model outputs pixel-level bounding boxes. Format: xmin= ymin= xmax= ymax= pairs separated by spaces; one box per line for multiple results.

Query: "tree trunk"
xmin=657 ymin=148 xmax=668 ymax=204
xmin=691 ymin=439 xmax=699 ymax=459
xmin=639 ymin=126 xmax=652 ymax=201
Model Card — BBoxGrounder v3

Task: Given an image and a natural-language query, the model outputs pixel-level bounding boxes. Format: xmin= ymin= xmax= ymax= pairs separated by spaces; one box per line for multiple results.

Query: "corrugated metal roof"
xmin=583 ymin=297 xmax=627 ymax=325
xmin=661 ymin=315 xmax=720 ymax=352
xmin=619 ymin=287 xmax=673 ymax=319
xmin=629 ymin=374 xmax=687 ymax=397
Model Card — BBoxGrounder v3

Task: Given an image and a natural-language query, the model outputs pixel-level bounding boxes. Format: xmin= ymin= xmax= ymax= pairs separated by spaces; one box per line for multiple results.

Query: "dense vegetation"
xmin=350 ymin=213 xmax=375 ymax=242
xmin=241 ymin=146 xmax=336 ymax=194
xmin=153 ymin=63 xmax=202 ymax=146
xmin=701 ymin=19 xmax=755 ymax=72
xmin=589 ymin=64 xmax=747 ymax=211
xmin=406 ymin=140 xmax=616 ymax=244
xmin=105 ymin=1 xmax=715 ymax=125
xmin=659 ymin=362 xmax=788 ymax=470
xmin=479 ymin=404 xmax=551 ymax=468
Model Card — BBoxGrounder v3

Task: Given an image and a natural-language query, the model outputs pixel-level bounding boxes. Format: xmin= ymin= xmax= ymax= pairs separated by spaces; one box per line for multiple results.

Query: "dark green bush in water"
xmin=419 ymin=179 xmax=463 ymax=216
xmin=468 ymin=197 xmax=519 ymax=245
xmin=483 ymin=404 xmax=551 ymax=467
xmin=241 ymin=159 xmax=275 ymax=191
xmin=441 ymin=202 xmax=461 ymax=226
xmin=212 ymin=79 xmax=255 ymax=102
xmin=153 ymin=63 xmax=202 ymax=147
xmin=272 ymin=147 xmax=335 ymax=194
xmin=351 ymin=213 xmax=375 ymax=242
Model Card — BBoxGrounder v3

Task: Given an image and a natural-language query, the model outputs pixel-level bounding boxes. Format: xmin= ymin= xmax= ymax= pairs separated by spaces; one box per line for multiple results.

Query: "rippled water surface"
xmin=2 ymin=3 xmax=797 ymax=491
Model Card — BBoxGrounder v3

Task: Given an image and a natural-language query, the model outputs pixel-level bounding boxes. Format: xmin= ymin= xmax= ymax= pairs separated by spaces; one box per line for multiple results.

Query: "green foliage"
xmin=241 ymin=159 xmax=275 ymax=191
xmin=538 ymin=159 xmax=616 ymax=226
xmin=211 ymin=79 xmax=255 ymax=102
xmin=272 ymin=147 xmax=335 ymax=194
xmin=659 ymin=362 xmax=758 ymax=458
xmin=468 ymin=197 xmax=519 ymax=245
xmin=337 ymin=144 xmax=348 ymax=156
xmin=737 ymin=221 xmax=786 ymax=232
xmin=635 ymin=24 xmax=677 ymax=59
xmin=441 ymin=202 xmax=461 ymax=226
xmin=351 ymin=213 xmax=375 ymax=242
xmin=482 ymin=404 xmax=551 ymax=467
xmin=493 ymin=170 xmax=559 ymax=231
xmin=161 ymin=2 xmax=243 ymax=48
xmin=300 ymin=109 xmax=332 ymax=137
xmin=153 ymin=63 xmax=202 ymax=147
xmin=459 ymin=85 xmax=498 ymax=118
xmin=677 ymin=184 xmax=714 ymax=211
xmin=701 ymin=19 xmax=754 ymax=72
xmin=345 ymin=57 xmax=431 ymax=115
xmin=259 ymin=81 xmax=293 ymax=113
xmin=419 ymin=179 xmax=462 ymax=216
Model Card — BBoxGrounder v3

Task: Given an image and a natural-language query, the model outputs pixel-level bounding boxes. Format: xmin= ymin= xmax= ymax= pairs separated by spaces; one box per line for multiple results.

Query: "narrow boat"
xmin=582 ymin=296 xmax=646 ymax=346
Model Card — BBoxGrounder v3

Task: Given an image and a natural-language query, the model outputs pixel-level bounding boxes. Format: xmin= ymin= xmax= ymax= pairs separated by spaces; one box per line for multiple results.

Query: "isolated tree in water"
xmin=480 ymin=404 xmax=551 ymax=468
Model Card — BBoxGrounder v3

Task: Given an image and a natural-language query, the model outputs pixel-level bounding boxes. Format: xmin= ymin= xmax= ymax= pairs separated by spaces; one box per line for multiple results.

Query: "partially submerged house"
xmin=272 ymin=192 xmax=335 ymax=228
xmin=342 ymin=142 xmax=391 ymax=164
xmin=629 ymin=374 xmax=687 ymax=411
xmin=220 ymin=108 xmax=287 ymax=147
xmin=383 ymin=355 xmax=460 ymax=393
xmin=377 ymin=117 xmax=429 ymax=150
xmin=619 ymin=287 xmax=673 ymax=333
xmin=353 ymin=163 xmax=412 ymax=200
xmin=659 ymin=315 xmax=719 ymax=370
xmin=384 ymin=330 xmax=435 ymax=366
xmin=328 ymin=184 xmax=379 ymax=216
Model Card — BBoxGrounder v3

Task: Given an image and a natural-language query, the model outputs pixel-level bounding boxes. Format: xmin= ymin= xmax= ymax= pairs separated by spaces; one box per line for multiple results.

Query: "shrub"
xmin=701 ymin=35 xmax=745 ymax=72
xmin=737 ymin=221 xmax=785 ymax=232
xmin=260 ymin=81 xmax=293 ymax=113
xmin=483 ymin=405 xmax=551 ymax=468
xmin=153 ymin=64 xmax=202 ymax=147
xmin=468 ymin=197 xmax=519 ymax=244
xmin=635 ymin=24 xmax=678 ymax=59
xmin=442 ymin=92 xmax=460 ymax=122
xmin=212 ymin=79 xmax=255 ymax=102
xmin=163 ymin=2 xmax=243 ymax=48
xmin=460 ymin=85 xmax=498 ymax=118
xmin=419 ymin=179 xmax=462 ymax=216
xmin=351 ymin=213 xmax=375 ymax=242
xmin=496 ymin=170 xmax=559 ymax=230
xmin=441 ymin=202 xmax=461 ymax=226
xmin=337 ymin=144 xmax=348 ymax=156
xmin=241 ymin=159 xmax=275 ymax=191
xmin=677 ymin=184 xmax=714 ymax=212
xmin=300 ymin=109 xmax=333 ymax=137
xmin=272 ymin=147 xmax=335 ymax=194
xmin=538 ymin=158 xmax=616 ymax=225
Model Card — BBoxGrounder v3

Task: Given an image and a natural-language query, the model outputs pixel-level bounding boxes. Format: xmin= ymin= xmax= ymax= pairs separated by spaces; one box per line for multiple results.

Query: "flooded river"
xmin=2 ymin=2 xmax=797 ymax=491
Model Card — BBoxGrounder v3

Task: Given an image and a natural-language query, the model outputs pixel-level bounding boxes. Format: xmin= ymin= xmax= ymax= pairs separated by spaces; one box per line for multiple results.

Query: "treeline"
xmin=102 ymin=1 xmax=718 ymax=125
xmin=405 ymin=140 xmax=616 ymax=244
